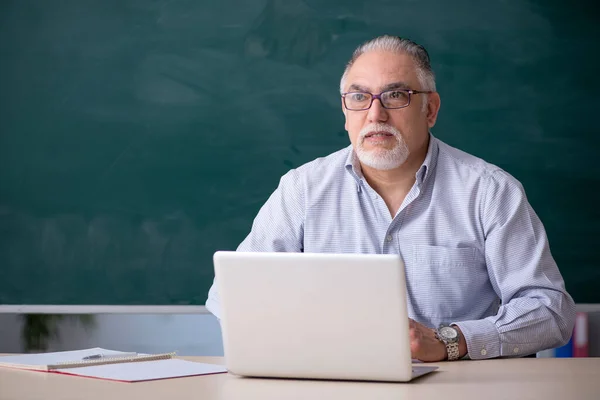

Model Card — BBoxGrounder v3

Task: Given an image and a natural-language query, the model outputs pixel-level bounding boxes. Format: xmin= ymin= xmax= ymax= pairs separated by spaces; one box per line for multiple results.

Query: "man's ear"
xmin=426 ymin=92 xmax=441 ymax=128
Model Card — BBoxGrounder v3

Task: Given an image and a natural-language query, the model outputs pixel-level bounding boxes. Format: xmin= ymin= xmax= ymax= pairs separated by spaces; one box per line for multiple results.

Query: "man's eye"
xmin=351 ymin=93 xmax=367 ymax=101
xmin=388 ymin=91 xmax=406 ymax=99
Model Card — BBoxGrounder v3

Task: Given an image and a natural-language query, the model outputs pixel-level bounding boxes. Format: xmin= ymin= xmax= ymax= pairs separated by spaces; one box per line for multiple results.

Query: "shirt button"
xmin=386 ymin=235 xmax=393 ymax=242
xmin=481 ymin=348 xmax=487 ymax=356
xmin=513 ymin=347 xmax=519 ymax=354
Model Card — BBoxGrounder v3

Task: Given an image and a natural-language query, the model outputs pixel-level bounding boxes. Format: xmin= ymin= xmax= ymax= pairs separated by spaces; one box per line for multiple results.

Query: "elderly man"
xmin=206 ymin=35 xmax=575 ymax=362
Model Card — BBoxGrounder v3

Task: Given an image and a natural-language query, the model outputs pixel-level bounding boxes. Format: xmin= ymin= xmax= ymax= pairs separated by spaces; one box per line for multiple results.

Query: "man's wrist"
xmin=434 ymin=325 xmax=464 ymax=361
xmin=452 ymin=325 xmax=469 ymax=358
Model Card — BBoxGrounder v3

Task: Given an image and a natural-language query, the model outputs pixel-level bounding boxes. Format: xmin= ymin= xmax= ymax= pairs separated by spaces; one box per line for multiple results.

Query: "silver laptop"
xmin=213 ymin=251 xmax=438 ymax=382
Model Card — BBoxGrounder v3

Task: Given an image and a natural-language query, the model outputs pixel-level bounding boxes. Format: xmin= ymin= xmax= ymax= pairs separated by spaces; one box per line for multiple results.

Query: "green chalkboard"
xmin=1 ymin=0 xmax=598 ymax=305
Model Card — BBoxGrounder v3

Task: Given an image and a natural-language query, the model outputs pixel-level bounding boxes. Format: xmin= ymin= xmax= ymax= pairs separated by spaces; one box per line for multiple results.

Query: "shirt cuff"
xmin=452 ymin=318 xmax=500 ymax=360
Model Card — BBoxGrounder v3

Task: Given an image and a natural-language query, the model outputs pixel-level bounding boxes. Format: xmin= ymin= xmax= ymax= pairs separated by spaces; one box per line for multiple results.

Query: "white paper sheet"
xmin=0 ymin=348 xmax=227 ymax=381
xmin=0 ymin=348 xmax=125 ymax=370
xmin=57 ymin=358 xmax=227 ymax=382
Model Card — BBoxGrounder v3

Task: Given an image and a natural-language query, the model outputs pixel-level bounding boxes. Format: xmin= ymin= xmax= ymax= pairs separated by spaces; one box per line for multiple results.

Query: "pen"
xmin=82 ymin=352 xmax=139 ymax=360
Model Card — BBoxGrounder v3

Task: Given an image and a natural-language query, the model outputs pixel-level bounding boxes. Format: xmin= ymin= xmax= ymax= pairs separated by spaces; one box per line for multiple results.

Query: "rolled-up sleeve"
xmin=205 ymin=169 xmax=305 ymax=319
xmin=454 ymin=170 xmax=576 ymax=359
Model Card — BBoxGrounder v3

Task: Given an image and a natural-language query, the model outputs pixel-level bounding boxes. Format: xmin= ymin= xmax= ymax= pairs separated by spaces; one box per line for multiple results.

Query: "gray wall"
xmin=1 ymin=310 xmax=598 ymax=357
xmin=0 ymin=313 xmax=223 ymax=356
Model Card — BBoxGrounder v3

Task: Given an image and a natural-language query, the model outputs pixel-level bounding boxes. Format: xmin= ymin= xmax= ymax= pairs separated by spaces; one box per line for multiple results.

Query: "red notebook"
xmin=573 ymin=312 xmax=589 ymax=358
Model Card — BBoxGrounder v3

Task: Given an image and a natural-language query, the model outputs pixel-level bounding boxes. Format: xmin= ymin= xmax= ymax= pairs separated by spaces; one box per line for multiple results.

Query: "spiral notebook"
xmin=0 ymin=348 xmax=227 ymax=382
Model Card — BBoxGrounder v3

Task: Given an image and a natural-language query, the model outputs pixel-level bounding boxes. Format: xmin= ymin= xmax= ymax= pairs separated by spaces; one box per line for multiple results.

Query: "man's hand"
xmin=409 ymin=319 xmax=447 ymax=362
xmin=409 ymin=319 xmax=468 ymax=362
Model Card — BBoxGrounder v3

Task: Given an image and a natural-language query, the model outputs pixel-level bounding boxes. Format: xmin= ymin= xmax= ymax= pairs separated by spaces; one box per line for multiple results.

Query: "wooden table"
xmin=1 ymin=356 xmax=599 ymax=400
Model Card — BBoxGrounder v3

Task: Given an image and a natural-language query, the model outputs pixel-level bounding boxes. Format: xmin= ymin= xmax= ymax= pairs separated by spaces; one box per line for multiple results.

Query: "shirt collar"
xmin=344 ymin=145 xmax=363 ymax=191
xmin=416 ymin=133 xmax=439 ymax=187
xmin=344 ymin=133 xmax=439 ymax=190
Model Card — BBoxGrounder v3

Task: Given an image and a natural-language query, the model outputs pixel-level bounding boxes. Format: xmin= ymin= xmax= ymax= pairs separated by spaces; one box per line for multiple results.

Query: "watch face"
xmin=440 ymin=326 xmax=458 ymax=339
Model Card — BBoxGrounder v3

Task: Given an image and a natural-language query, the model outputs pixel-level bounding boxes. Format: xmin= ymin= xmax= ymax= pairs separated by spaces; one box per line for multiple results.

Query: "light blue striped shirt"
xmin=206 ymin=135 xmax=575 ymax=359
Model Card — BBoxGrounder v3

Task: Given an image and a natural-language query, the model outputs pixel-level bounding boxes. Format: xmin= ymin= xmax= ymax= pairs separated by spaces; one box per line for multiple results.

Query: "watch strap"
xmin=446 ymin=341 xmax=460 ymax=361
xmin=435 ymin=325 xmax=461 ymax=361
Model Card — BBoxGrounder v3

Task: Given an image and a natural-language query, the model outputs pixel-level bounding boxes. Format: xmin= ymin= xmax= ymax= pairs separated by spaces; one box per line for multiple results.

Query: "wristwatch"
xmin=435 ymin=325 xmax=461 ymax=361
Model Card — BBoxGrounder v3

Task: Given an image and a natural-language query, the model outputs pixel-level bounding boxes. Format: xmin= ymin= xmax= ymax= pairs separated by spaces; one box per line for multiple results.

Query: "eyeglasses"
xmin=341 ymin=89 xmax=433 ymax=111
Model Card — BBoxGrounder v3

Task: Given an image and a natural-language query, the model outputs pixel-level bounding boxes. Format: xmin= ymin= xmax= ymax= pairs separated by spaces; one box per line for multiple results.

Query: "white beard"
xmin=355 ymin=123 xmax=410 ymax=170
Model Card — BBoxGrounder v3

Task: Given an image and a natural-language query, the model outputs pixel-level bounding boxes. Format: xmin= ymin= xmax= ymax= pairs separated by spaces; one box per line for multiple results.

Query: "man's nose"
xmin=367 ymin=97 xmax=389 ymax=123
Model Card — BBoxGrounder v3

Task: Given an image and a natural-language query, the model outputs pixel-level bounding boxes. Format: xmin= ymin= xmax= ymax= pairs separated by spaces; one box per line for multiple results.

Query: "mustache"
xmin=359 ymin=123 xmax=401 ymax=139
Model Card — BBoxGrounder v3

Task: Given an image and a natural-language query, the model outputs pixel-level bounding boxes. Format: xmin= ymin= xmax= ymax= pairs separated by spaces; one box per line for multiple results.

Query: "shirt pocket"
xmin=407 ymin=244 xmax=486 ymax=320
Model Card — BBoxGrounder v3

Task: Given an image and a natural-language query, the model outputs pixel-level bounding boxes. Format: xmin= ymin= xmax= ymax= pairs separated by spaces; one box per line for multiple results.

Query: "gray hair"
xmin=339 ymin=35 xmax=436 ymax=99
